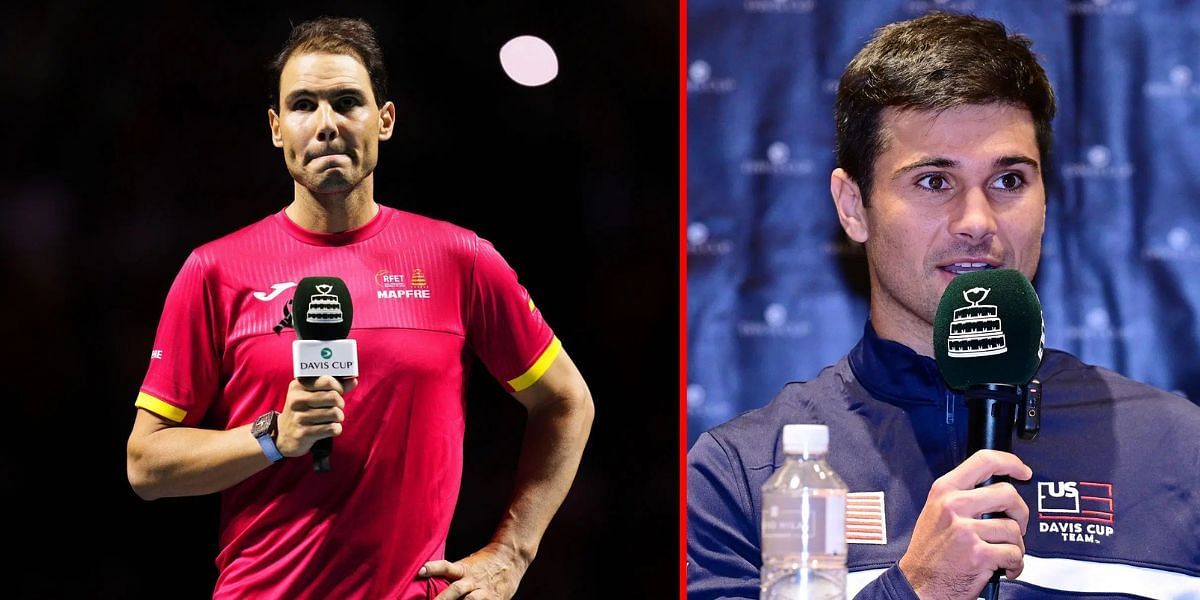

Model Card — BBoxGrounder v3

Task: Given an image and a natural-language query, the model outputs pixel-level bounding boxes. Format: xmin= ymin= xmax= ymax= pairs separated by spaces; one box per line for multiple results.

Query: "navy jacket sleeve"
xmin=852 ymin=566 xmax=921 ymax=600
xmin=687 ymin=432 xmax=761 ymax=599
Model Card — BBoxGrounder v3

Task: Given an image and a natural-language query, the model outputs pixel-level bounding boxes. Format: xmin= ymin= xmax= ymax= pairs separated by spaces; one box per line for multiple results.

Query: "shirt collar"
xmin=275 ymin=203 xmax=394 ymax=246
xmin=848 ymin=321 xmax=950 ymax=406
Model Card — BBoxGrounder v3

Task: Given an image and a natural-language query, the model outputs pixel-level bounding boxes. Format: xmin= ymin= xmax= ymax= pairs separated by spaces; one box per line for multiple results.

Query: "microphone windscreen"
xmin=292 ymin=276 xmax=354 ymax=341
xmin=934 ymin=269 xmax=1043 ymax=389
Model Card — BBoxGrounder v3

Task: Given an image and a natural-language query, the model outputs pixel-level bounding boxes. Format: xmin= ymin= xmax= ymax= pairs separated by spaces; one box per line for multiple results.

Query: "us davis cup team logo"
xmin=947 ymin=287 xmax=1008 ymax=358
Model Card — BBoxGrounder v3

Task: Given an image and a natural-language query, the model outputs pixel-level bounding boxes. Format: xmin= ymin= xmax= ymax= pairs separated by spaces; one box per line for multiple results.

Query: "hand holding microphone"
xmin=900 ymin=269 xmax=1044 ymax=599
xmin=289 ymin=276 xmax=359 ymax=472
xmin=275 ymin=375 xmax=356 ymax=458
xmin=898 ymin=450 xmax=1032 ymax=599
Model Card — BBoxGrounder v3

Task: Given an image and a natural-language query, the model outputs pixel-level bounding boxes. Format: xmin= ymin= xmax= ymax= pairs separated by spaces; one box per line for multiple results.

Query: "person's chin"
xmin=308 ymin=171 xmax=356 ymax=193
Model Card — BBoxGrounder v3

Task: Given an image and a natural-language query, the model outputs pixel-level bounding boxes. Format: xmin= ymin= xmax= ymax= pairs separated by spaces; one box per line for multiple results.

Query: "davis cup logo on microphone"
xmin=306 ymin=284 xmax=344 ymax=323
xmin=292 ymin=277 xmax=359 ymax=378
xmin=294 ymin=341 xmax=358 ymax=377
xmin=947 ymin=287 xmax=1008 ymax=358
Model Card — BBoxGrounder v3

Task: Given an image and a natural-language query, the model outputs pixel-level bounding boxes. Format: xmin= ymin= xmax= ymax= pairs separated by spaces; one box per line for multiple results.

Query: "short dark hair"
xmin=835 ymin=12 xmax=1056 ymax=205
xmin=269 ymin=17 xmax=388 ymax=111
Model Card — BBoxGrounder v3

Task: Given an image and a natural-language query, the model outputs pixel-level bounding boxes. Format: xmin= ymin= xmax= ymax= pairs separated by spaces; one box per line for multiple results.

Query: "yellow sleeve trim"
xmin=528 ymin=298 xmax=536 ymax=313
xmin=135 ymin=392 xmax=188 ymax=423
xmin=507 ymin=336 xmax=562 ymax=392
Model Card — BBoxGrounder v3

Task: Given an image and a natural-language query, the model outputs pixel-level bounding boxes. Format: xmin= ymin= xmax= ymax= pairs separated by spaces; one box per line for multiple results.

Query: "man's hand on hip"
xmin=421 ymin=542 xmax=529 ymax=600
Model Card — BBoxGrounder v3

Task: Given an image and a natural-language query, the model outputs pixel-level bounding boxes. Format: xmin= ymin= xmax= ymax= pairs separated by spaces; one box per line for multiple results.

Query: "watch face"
xmin=252 ymin=413 xmax=273 ymax=437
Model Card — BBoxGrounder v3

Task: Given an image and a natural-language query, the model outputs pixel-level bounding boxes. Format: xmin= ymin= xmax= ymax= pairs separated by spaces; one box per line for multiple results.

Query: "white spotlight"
xmin=499 ymin=35 xmax=558 ymax=87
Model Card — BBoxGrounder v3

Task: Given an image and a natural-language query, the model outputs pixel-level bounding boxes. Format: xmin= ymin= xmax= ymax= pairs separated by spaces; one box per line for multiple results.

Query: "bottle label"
xmin=762 ymin=493 xmax=846 ymax=557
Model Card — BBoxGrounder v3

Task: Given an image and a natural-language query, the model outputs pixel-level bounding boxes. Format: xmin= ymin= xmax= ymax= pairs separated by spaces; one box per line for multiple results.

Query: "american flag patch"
xmin=846 ymin=491 xmax=887 ymax=545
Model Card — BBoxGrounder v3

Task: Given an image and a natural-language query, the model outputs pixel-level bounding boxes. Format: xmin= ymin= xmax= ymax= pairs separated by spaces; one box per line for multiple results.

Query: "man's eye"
xmin=992 ymin=172 xmax=1025 ymax=190
xmin=338 ymin=97 xmax=360 ymax=110
xmin=916 ymin=174 xmax=951 ymax=191
xmin=292 ymin=100 xmax=314 ymax=111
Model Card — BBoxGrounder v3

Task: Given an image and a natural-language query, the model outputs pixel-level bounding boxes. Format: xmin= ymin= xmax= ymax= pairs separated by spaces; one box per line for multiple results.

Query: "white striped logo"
xmin=847 ymin=556 xmax=1200 ymax=598
xmin=846 ymin=491 xmax=887 ymax=545
xmin=253 ymin=281 xmax=298 ymax=301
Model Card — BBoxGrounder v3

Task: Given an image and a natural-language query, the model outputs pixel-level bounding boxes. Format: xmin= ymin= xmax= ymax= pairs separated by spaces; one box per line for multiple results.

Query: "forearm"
xmin=127 ymin=423 xmax=272 ymax=501
xmin=491 ymin=391 xmax=594 ymax=564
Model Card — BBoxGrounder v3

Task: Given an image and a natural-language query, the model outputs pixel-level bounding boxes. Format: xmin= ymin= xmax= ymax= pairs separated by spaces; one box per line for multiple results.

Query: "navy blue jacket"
xmin=688 ymin=324 xmax=1200 ymax=599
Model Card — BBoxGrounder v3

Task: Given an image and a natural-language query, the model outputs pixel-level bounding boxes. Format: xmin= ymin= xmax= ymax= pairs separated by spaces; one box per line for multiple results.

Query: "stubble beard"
xmin=863 ymin=240 xmax=943 ymax=354
xmin=312 ymin=170 xmax=354 ymax=193
xmin=290 ymin=160 xmax=357 ymax=197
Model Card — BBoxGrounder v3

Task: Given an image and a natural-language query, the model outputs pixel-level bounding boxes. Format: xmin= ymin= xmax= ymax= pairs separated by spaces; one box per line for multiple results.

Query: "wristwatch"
xmin=251 ymin=410 xmax=284 ymax=463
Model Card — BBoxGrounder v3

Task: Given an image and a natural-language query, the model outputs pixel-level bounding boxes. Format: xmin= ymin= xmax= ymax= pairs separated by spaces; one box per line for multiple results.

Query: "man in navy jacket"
xmin=687 ymin=13 xmax=1200 ymax=599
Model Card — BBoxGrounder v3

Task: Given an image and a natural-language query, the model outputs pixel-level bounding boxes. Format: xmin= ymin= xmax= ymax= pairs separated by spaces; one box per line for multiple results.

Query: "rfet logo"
xmin=375 ymin=270 xmax=405 ymax=289
xmin=1037 ymin=481 xmax=1115 ymax=545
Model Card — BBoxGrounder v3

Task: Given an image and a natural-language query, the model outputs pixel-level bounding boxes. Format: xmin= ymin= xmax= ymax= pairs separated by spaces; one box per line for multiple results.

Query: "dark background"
xmin=5 ymin=2 xmax=677 ymax=597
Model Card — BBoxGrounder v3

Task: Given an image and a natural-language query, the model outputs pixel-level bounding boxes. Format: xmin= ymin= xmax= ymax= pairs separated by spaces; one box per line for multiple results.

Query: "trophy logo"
xmin=306 ymin=284 xmax=344 ymax=324
xmin=947 ymin=286 xmax=1008 ymax=358
xmin=963 ymin=287 xmax=989 ymax=305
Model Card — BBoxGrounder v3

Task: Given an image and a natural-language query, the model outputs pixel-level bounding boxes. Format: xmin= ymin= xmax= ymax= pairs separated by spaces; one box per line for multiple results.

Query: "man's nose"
xmin=949 ymin=186 xmax=998 ymax=243
xmin=315 ymin=103 xmax=338 ymax=142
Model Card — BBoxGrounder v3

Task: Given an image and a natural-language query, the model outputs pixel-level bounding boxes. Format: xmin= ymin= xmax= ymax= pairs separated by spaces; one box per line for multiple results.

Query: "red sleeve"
xmin=135 ymin=252 xmax=221 ymax=425
xmin=466 ymin=237 xmax=559 ymax=392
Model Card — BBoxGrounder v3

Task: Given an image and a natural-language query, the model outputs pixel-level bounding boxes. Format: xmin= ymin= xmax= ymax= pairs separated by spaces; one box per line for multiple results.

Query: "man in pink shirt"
xmin=125 ymin=17 xmax=594 ymax=600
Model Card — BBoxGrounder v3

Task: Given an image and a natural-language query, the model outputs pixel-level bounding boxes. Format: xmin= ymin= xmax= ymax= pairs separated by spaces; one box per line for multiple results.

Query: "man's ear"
xmin=268 ymin=108 xmax=283 ymax=148
xmin=831 ymin=168 xmax=869 ymax=243
xmin=377 ymin=101 xmax=396 ymax=141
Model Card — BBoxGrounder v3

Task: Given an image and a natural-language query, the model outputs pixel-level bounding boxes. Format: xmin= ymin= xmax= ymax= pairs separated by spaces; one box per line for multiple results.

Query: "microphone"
xmin=291 ymin=276 xmax=358 ymax=472
xmin=933 ymin=269 xmax=1044 ymax=600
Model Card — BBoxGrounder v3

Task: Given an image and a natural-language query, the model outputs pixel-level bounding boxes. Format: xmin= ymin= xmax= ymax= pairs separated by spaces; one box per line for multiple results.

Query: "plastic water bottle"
xmin=760 ymin=424 xmax=848 ymax=600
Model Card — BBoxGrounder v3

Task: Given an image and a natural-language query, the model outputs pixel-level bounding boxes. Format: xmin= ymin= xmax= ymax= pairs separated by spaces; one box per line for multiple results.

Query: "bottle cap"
xmin=782 ymin=424 xmax=828 ymax=455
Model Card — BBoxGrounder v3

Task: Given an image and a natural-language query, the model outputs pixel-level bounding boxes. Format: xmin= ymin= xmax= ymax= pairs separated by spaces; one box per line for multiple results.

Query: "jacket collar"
xmin=848 ymin=321 xmax=951 ymax=406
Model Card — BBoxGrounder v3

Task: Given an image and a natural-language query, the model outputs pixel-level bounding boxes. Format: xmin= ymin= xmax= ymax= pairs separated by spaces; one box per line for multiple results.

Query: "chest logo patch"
xmin=375 ymin=268 xmax=431 ymax=300
xmin=1036 ymin=481 xmax=1114 ymax=545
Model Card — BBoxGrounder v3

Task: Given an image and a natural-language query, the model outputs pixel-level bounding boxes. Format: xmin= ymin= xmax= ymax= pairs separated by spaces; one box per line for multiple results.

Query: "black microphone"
xmin=291 ymin=276 xmax=358 ymax=472
xmin=933 ymin=269 xmax=1044 ymax=600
